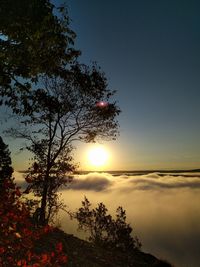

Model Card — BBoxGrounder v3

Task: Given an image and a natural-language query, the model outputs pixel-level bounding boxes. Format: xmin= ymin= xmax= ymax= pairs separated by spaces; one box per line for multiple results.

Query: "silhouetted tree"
xmin=0 ymin=0 xmax=79 ymax=113
xmin=0 ymin=136 xmax=13 ymax=188
xmin=1 ymin=0 xmax=120 ymax=225
xmin=8 ymin=66 xmax=120 ymax=225
xmin=74 ymin=197 xmax=141 ymax=251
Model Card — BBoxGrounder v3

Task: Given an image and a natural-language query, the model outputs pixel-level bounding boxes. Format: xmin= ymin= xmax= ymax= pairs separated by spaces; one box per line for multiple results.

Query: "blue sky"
xmin=1 ymin=0 xmax=200 ymax=171
xmin=65 ymin=0 xmax=200 ymax=170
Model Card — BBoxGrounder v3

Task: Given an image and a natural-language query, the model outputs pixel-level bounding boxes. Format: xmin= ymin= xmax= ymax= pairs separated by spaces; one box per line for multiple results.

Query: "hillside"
xmin=39 ymin=228 xmax=174 ymax=267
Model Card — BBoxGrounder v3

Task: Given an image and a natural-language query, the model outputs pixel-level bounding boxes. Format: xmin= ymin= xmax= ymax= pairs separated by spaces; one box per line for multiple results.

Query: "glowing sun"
xmin=87 ymin=146 xmax=109 ymax=168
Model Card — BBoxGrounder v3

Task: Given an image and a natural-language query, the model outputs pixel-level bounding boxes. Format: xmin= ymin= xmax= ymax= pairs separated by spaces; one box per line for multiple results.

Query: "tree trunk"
xmin=39 ymin=178 xmax=49 ymax=225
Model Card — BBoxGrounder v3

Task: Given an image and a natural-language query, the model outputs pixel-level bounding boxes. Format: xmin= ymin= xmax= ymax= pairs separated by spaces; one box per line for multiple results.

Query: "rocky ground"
xmin=37 ymin=228 xmax=174 ymax=267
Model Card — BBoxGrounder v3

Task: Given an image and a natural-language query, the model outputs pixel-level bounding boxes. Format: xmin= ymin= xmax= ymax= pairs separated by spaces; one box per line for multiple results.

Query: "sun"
xmin=87 ymin=146 xmax=109 ymax=169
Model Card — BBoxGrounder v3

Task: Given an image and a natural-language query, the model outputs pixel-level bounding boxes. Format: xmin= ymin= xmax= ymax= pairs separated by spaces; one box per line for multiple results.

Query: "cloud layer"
xmin=69 ymin=173 xmax=113 ymax=191
xmin=68 ymin=171 xmax=200 ymax=192
xmin=62 ymin=172 xmax=200 ymax=267
xmin=14 ymin=171 xmax=200 ymax=267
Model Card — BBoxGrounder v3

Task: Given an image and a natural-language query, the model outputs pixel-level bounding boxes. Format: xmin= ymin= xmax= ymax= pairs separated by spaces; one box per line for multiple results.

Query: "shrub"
xmin=74 ymin=197 xmax=141 ymax=251
xmin=0 ymin=178 xmax=68 ymax=266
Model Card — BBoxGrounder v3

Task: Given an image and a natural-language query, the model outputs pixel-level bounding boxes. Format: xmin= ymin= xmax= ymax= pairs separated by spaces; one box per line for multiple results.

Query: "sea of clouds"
xmin=15 ymin=171 xmax=200 ymax=267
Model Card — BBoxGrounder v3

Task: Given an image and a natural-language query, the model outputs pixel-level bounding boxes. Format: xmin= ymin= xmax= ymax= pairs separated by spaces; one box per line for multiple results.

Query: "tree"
xmin=0 ymin=139 xmax=68 ymax=266
xmin=0 ymin=136 xmax=13 ymax=187
xmin=1 ymin=0 xmax=120 ymax=226
xmin=0 ymin=0 xmax=79 ymax=112
xmin=8 ymin=64 xmax=120 ymax=225
xmin=74 ymin=197 xmax=141 ymax=251
xmin=109 ymin=206 xmax=141 ymax=251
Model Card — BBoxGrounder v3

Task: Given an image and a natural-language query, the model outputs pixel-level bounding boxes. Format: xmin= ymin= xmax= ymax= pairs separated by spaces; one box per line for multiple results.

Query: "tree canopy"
xmin=0 ymin=0 xmax=79 ymax=108
xmin=8 ymin=64 xmax=120 ymax=224
xmin=0 ymin=136 xmax=13 ymax=187
xmin=1 ymin=1 xmax=121 ymax=225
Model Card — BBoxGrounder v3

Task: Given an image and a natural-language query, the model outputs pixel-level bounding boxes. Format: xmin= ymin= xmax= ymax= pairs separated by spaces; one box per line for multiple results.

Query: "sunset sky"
xmin=1 ymin=3 xmax=200 ymax=266
xmin=1 ymin=0 xmax=200 ymax=171
xmin=66 ymin=0 xmax=200 ymax=171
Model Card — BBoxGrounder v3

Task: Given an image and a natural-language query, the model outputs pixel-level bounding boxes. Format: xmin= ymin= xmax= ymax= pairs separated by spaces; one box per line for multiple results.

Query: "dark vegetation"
xmin=0 ymin=1 xmax=173 ymax=266
xmin=73 ymin=197 xmax=141 ymax=251
xmin=0 ymin=137 xmax=68 ymax=266
xmin=0 ymin=136 xmax=13 ymax=187
xmin=1 ymin=0 xmax=120 ymax=226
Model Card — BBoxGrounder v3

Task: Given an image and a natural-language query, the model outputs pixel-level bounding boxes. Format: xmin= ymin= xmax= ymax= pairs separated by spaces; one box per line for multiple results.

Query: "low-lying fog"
xmin=16 ymin=171 xmax=200 ymax=267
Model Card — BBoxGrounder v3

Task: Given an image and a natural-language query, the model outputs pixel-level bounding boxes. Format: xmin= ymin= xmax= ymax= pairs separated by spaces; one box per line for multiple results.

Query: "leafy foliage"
xmin=1 ymin=0 xmax=120 ymax=227
xmin=74 ymin=197 xmax=141 ymax=252
xmin=0 ymin=0 xmax=79 ymax=111
xmin=0 ymin=136 xmax=13 ymax=188
xmin=0 ymin=138 xmax=67 ymax=266
xmin=0 ymin=176 xmax=68 ymax=266
xmin=7 ymin=66 xmax=120 ymax=225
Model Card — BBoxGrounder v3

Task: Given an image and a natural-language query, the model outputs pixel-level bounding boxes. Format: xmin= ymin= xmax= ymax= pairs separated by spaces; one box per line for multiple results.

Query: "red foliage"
xmin=0 ymin=178 xmax=68 ymax=266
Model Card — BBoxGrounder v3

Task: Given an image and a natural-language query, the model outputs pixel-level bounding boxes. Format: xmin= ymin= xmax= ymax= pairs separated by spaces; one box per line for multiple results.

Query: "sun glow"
xmin=87 ymin=145 xmax=109 ymax=169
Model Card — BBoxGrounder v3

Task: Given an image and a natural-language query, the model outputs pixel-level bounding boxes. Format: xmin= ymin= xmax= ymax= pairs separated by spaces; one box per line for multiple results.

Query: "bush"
xmin=0 ymin=178 xmax=68 ymax=266
xmin=74 ymin=197 xmax=141 ymax=252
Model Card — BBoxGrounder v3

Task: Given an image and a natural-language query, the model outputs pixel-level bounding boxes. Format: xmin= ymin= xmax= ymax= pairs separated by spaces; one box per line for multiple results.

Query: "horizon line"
xmin=17 ymin=167 xmax=200 ymax=173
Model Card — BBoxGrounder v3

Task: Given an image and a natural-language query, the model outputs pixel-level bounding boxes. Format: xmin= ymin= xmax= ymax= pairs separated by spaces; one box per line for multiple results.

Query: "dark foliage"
xmin=73 ymin=197 xmax=141 ymax=252
xmin=0 ymin=136 xmax=13 ymax=187
xmin=1 ymin=0 xmax=120 ymax=226
xmin=7 ymin=66 xmax=120 ymax=225
xmin=0 ymin=0 xmax=79 ymax=112
xmin=0 ymin=140 xmax=68 ymax=266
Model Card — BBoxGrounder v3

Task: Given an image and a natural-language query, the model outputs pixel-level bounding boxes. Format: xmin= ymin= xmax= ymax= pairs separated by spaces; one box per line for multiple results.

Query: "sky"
xmin=1 ymin=0 xmax=200 ymax=171
xmin=2 ymin=2 xmax=200 ymax=265
xmin=2 ymin=2 xmax=199 ymax=265
xmin=64 ymin=0 xmax=200 ymax=171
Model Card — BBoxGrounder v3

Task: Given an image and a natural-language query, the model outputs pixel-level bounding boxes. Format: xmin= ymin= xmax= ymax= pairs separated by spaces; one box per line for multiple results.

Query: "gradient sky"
xmin=1 ymin=1 xmax=200 ymax=171
xmin=65 ymin=0 xmax=200 ymax=170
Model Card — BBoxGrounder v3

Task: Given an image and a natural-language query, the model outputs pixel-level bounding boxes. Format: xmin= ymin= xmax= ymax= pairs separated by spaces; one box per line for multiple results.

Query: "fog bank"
xmin=60 ymin=172 xmax=200 ymax=267
xmin=15 ymin=171 xmax=200 ymax=267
